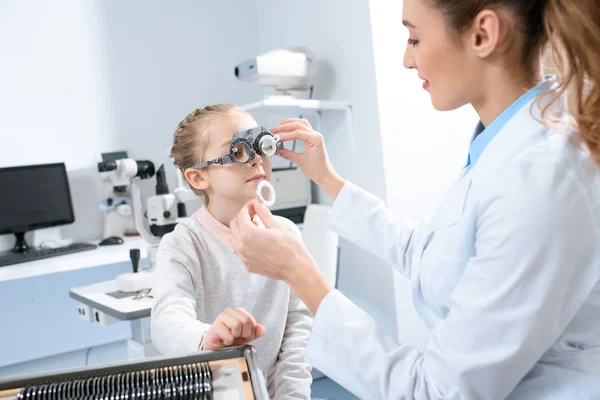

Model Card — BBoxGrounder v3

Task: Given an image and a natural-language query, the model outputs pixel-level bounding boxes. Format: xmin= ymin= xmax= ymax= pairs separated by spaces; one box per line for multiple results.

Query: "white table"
xmin=69 ymin=280 xmax=153 ymax=321
xmin=69 ymin=279 xmax=157 ymax=360
xmin=0 ymin=237 xmax=148 ymax=283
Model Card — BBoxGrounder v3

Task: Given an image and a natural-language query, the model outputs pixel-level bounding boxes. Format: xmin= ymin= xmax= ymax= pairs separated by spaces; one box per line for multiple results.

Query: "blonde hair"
xmin=170 ymin=104 xmax=249 ymax=202
xmin=429 ymin=0 xmax=600 ymax=165
xmin=541 ymin=0 xmax=600 ymax=165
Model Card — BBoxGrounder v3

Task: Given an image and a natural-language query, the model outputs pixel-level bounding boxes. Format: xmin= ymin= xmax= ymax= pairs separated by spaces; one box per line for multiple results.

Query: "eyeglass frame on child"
xmin=186 ymin=126 xmax=282 ymax=170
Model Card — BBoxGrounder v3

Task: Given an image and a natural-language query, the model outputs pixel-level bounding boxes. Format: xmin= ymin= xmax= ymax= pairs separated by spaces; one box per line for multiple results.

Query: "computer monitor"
xmin=0 ymin=163 xmax=75 ymax=253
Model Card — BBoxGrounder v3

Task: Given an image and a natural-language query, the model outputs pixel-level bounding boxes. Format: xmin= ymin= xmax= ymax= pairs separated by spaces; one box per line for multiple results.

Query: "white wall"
xmin=0 ymin=1 xmax=113 ymax=250
xmin=369 ymin=0 xmax=478 ymax=347
xmin=0 ymin=1 xmax=116 ymax=171
xmin=0 ymin=0 xmax=263 ymax=250
xmin=255 ymin=0 xmax=397 ymax=335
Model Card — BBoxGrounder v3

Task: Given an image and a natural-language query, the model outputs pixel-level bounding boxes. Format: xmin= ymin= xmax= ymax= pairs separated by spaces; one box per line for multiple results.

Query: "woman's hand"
xmin=272 ymin=118 xmax=346 ymax=200
xmin=230 ymin=199 xmax=313 ymax=282
xmin=200 ymin=307 xmax=265 ymax=351
xmin=230 ymin=199 xmax=333 ymax=314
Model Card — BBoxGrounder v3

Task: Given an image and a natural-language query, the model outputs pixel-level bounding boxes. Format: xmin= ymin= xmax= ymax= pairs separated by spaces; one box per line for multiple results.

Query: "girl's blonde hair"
xmin=170 ymin=104 xmax=250 ymax=202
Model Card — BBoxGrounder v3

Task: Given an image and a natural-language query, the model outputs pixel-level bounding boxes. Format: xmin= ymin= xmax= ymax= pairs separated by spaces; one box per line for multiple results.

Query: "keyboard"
xmin=0 ymin=242 xmax=98 ymax=267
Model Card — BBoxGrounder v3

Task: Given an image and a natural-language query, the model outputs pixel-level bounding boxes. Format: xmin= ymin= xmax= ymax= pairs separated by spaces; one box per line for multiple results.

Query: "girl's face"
xmin=402 ymin=0 xmax=483 ymax=111
xmin=195 ymin=112 xmax=273 ymax=209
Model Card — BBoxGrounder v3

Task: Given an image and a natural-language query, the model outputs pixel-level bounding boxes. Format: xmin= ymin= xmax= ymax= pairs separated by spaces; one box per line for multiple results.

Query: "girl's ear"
xmin=184 ymin=168 xmax=210 ymax=191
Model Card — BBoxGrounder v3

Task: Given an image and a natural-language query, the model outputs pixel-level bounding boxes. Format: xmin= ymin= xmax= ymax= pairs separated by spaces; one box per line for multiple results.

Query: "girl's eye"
xmin=408 ymin=38 xmax=419 ymax=47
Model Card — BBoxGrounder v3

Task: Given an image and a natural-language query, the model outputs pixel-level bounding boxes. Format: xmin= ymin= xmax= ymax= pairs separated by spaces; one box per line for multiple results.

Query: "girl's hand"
xmin=200 ymin=307 xmax=265 ymax=351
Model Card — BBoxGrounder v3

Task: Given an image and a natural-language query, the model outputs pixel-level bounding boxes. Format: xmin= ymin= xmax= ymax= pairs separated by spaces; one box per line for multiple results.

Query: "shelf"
xmin=241 ymin=97 xmax=351 ymax=113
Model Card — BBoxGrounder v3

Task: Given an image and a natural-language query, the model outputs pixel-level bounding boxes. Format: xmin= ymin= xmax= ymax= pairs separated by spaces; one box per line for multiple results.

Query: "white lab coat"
xmin=304 ymin=94 xmax=600 ymax=399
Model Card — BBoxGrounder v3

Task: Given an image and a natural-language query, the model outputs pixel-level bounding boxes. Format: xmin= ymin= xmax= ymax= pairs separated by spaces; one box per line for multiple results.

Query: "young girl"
xmin=151 ymin=104 xmax=313 ymax=399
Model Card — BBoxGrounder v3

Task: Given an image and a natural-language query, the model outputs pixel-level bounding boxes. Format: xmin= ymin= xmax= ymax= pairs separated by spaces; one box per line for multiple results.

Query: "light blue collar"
xmin=465 ymin=81 xmax=548 ymax=168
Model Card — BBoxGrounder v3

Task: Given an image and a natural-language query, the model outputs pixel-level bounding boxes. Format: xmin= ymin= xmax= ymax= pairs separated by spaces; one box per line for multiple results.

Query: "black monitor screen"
xmin=0 ymin=163 xmax=74 ymax=234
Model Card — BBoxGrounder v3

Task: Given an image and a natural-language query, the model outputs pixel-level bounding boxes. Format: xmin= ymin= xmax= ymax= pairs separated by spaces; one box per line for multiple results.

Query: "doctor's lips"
xmin=247 ymin=173 xmax=266 ymax=182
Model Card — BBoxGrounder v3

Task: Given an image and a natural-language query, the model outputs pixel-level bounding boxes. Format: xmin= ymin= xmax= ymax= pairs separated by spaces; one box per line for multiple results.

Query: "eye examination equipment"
xmin=97 ymin=156 xmax=189 ymax=262
xmin=234 ymin=47 xmax=317 ymax=95
xmin=97 ymin=151 xmax=155 ymax=240
xmin=97 ymin=156 xmax=159 ymax=292
xmin=0 ymin=346 xmax=270 ymax=400
xmin=115 ymin=160 xmax=190 ymax=292
xmin=0 ymin=163 xmax=97 ymax=268
xmin=189 ymin=126 xmax=283 ymax=169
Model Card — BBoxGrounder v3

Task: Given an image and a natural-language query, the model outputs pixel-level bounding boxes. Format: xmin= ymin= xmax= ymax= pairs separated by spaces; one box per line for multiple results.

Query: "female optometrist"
xmin=230 ymin=0 xmax=600 ymax=399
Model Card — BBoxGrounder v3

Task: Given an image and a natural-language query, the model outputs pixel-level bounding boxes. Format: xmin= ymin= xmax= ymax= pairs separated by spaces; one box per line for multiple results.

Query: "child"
xmin=151 ymin=104 xmax=313 ymax=399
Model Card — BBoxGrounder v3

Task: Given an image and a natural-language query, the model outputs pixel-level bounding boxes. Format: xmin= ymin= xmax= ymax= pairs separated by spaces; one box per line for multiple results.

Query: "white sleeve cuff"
xmin=328 ymin=182 xmax=361 ymax=234
xmin=180 ymin=321 xmax=212 ymax=354
xmin=305 ymin=289 xmax=347 ymax=361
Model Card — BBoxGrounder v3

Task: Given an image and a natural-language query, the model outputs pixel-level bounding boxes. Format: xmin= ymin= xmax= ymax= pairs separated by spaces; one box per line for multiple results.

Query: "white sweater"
xmin=150 ymin=206 xmax=313 ymax=399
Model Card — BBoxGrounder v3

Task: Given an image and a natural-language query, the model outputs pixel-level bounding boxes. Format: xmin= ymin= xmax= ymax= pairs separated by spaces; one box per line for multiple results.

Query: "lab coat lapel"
xmin=469 ymin=100 xmax=549 ymax=186
xmin=422 ymin=98 xmax=548 ymax=244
